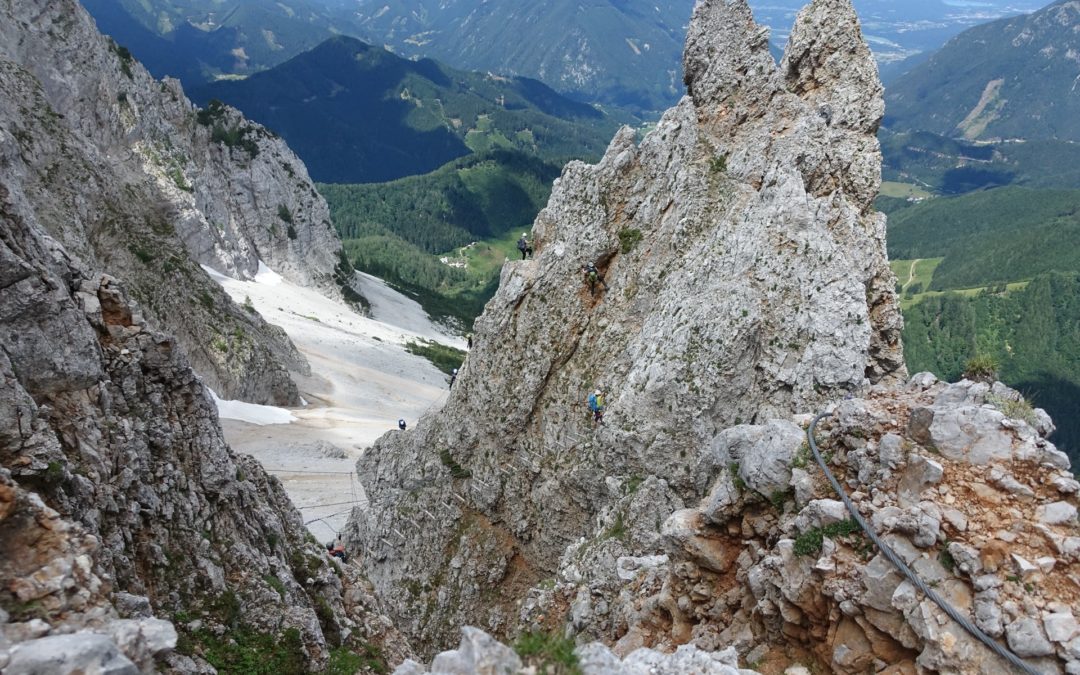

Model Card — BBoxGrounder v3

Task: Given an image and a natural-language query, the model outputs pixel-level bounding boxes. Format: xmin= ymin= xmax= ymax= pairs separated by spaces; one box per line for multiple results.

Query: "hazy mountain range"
xmin=885 ymin=0 xmax=1080 ymax=140
xmin=83 ymin=0 xmax=1051 ymax=110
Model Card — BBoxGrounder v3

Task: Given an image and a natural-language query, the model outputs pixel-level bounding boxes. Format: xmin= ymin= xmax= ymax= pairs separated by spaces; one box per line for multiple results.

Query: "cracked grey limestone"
xmin=0 ymin=0 xmax=350 ymax=404
xmin=511 ymin=373 xmax=1077 ymax=674
xmin=345 ymin=0 xmax=904 ymax=655
xmin=0 ymin=152 xmax=409 ymax=670
xmin=397 ymin=627 xmax=753 ymax=675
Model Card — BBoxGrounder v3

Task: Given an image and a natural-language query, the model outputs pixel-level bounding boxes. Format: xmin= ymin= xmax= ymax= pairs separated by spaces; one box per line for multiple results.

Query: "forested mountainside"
xmin=194 ymin=36 xmax=619 ymax=184
xmin=885 ymin=0 xmax=1080 ymax=141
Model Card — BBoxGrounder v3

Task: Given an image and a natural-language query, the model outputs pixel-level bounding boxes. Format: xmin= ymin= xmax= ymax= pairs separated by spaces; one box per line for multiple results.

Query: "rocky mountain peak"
xmin=346 ymin=0 xmax=905 ymax=656
xmin=0 ymin=0 xmax=358 ymax=405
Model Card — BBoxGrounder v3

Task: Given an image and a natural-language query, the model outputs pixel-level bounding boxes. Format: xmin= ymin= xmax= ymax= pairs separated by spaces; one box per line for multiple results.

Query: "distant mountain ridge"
xmin=193 ymin=36 xmax=620 ymax=183
xmin=81 ymin=0 xmax=692 ymax=111
xmin=884 ymin=0 xmax=1080 ymax=141
xmin=81 ymin=0 xmax=344 ymax=82
xmin=340 ymin=0 xmax=691 ymax=110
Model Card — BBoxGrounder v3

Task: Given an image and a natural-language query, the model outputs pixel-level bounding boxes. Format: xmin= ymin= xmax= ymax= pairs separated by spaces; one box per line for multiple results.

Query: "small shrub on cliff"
xmin=963 ymin=354 xmax=998 ymax=382
xmin=439 ymin=448 xmax=471 ymax=479
xmin=184 ymin=626 xmax=306 ymax=674
xmin=263 ymin=575 xmax=285 ymax=600
xmin=514 ymin=631 xmax=582 ymax=675
xmin=727 ymin=462 xmax=747 ymax=492
xmin=987 ymin=394 xmax=1038 ymax=426
xmin=618 ymin=227 xmax=643 ymax=254
xmin=938 ymin=546 xmax=956 ymax=574
xmin=108 ymin=41 xmax=135 ymax=79
xmin=328 ymin=645 xmax=389 ymax=675
xmin=793 ymin=518 xmax=861 ymax=557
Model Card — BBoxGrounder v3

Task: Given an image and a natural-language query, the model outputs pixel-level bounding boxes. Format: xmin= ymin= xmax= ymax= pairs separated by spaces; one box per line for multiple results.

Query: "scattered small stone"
xmin=1044 ymin=611 xmax=1080 ymax=644
xmin=1012 ymin=554 xmax=1039 ymax=579
xmin=1038 ymin=502 xmax=1078 ymax=526
xmin=1006 ymin=617 xmax=1055 ymax=657
xmin=1052 ymin=475 xmax=1080 ymax=495
xmin=941 ymin=507 xmax=967 ymax=532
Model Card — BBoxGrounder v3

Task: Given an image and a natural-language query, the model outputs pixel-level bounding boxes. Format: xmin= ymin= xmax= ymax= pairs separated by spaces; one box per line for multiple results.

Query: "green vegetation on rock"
xmin=405 ymin=339 xmax=466 ymax=376
xmin=514 ymin=631 xmax=582 ymax=675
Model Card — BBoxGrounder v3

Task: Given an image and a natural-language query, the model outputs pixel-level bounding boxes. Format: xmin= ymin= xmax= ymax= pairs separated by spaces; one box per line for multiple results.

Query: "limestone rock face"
xmin=524 ymin=377 xmax=1078 ymax=674
xmin=0 ymin=0 xmax=351 ymax=404
xmin=346 ymin=0 xmax=904 ymax=655
xmin=0 ymin=190 xmax=408 ymax=670
xmin=396 ymin=626 xmax=751 ymax=675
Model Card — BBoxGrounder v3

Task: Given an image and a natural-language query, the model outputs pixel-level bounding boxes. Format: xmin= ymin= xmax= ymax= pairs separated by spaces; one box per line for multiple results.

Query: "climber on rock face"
xmin=517 ymin=233 xmax=533 ymax=260
xmin=326 ymin=540 xmax=348 ymax=562
xmin=582 ymin=262 xmax=608 ymax=296
xmin=449 ymin=368 xmax=458 ymax=389
xmin=398 ymin=418 xmax=407 ymax=431
xmin=588 ymin=389 xmax=606 ymax=427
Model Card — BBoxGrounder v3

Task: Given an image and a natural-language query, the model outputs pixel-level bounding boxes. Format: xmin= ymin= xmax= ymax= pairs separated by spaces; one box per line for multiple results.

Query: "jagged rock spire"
xmin=346 ymin=0 xmax=904 ymax=655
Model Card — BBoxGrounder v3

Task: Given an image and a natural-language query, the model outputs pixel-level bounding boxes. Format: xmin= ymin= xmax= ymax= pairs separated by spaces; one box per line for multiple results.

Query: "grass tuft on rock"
xmin=793 ymin=518 xmax=861 ymax=557
xmin=514 ymin=631 xmax=582 ymax=675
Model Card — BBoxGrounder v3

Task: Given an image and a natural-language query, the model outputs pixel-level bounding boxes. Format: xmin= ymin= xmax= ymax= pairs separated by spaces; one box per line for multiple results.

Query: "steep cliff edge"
xmin=0 ymin=0 xmax=352 ymax=405
xmin=345 ymin=0 xmax=906 ymax=656
xmin=0 ymin=186 xmax=409 ymax=671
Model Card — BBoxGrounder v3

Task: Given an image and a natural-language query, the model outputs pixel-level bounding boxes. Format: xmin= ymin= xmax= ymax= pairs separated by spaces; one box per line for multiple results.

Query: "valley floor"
xmin=204 ymin=265 xmax=465 ymax=540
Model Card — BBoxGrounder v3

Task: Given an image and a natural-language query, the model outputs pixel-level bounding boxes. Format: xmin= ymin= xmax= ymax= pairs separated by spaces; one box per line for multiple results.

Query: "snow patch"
xmin=256 ymin=261 xmax=283 ymax=286
xmin=209 ymin=389 xmax=296 ymax=425
xmin=200 ymin=264 xmax=231 ymax=283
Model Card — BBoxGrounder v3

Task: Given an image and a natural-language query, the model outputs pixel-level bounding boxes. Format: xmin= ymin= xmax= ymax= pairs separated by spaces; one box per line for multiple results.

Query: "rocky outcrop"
xmin=394 ymin=626 xmax=752 ymax=675
xmin=0 ymin=0 xmax=353 ymax=405
xmin=527 ymin=375 xmax=1078 ymax=673
xmin=345 ymin=0 xmax=904 ymax=656
xmin=0 ymin=181 xmax=408 ymax=670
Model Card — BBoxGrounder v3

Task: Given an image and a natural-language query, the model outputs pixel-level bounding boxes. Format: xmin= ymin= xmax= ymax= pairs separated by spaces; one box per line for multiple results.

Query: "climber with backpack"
xmin=587 ymin=389 xmax=606 ymax=427
xmin=517 ymin=233 xmax=533 ymax=260
xmin=398 ymin=418 xmax=407 ymax=431
xmin=582 ymin=261 xmax=608 ymax=296
xmin=449 ymin=368 xmax=458 ymax=389
xmin=325 ymin=540 xmax=348 ymax=563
